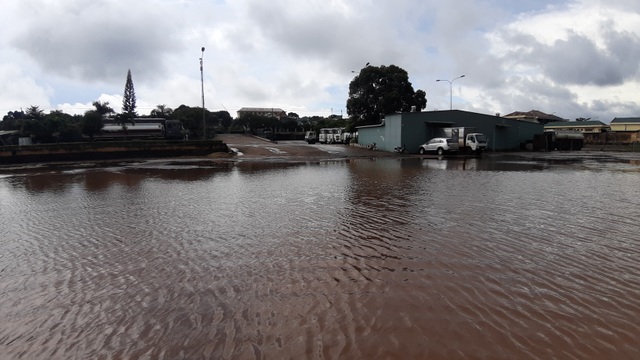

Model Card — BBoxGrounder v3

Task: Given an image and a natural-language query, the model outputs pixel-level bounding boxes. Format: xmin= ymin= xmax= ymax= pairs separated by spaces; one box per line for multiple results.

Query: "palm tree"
xmin=92 ymin=101 xmax=114 ymax=116
xmin=151 ymin=104 xmax=173 ymax=118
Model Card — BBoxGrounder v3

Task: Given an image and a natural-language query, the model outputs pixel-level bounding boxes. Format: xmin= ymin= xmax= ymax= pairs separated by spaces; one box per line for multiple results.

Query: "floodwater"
xmin=1 ymin=153 xmax=640 ymax=359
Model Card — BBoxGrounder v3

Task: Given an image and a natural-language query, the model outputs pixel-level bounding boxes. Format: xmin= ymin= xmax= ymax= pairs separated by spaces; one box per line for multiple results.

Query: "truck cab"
xmin=305 ymin=131 xmax=317 ymax=144
xmin=465 ymin=133 xmax=488 ymax=153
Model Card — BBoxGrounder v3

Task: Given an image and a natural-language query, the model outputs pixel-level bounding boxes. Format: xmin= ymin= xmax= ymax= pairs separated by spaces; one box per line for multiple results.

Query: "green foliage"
xmin=346 ymin=64 xmax=427 ymax=127
xmin=171 ymin=105 xmax=209 ymax=139
xmin=93 ymin=101 xmax=114 ymax=116
xmin=122 ymin=69 xmax=137 ymax=120
xmin=171 ymin=105 xmax=238 ymax=137
xmin=3 ymin=109 xmax=83 ymax=143
xmin=46 ymin=110 xmax=82 ymax=142
xmin=312 ymin=117 xmax=349 ymax=133
xmin=25 ymin=105 xmax=45 ymax=120
xmin=232 ymin=113 xmax=281 ymax=133
xmin=1 ymin=110 xmax=26 ymax=131
xmin=58 ymin=117 xmax=83 ymax=142
xmin=213 ymin=110 xmax=233 ymax=129
xmin=280 ymin=118 xmax=299 ymax=132
xmin=82 ymin=110 xmax=104 ymax=140
xmin=150 ymin=104 xmax=173 ymax=118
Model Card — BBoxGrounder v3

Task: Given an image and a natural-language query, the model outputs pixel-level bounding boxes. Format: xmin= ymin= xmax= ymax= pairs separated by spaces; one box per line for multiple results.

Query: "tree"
xmin=232 ymin=113 xmax=280 ymax=133
xmin=21 ymin=106 xmax=48 ymax=142
xmin=82 ymin=110 xmax=104 ymax=140
xmin=150 ymin=104 xmax=173 ymax=118
xmin=122 ymin=69 xmax=137 ymax=121
xmin=25 ymin=105 xmax=45 ymax=120
xmin=172 ymin=104 xmax=209 ymax=139
xmin=1 ymin=110 xmax=25 ymax=131
xmin=346 ymin=64 xmax=427 ymax=127
xmin=49 ymin=111 xmax=82 ymax=142
xmin=42 ymin=110 xmax=81 ymax=143
xmin=213 ymin=110 xmax=233 ymax=129
xmin=93 ymin=101 xmax=114 ymax=116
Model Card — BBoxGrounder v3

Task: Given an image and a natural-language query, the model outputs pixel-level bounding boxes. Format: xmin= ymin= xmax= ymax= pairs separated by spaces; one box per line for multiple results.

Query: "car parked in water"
xmin=418 ymin=137 xmax=459 ymax=155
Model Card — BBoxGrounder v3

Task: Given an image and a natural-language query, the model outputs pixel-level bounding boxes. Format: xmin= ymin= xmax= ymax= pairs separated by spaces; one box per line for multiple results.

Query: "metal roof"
xmin=237 ymin=107 xmax=286 ymax=113
xmin=545 ymin=121 xmax=609 ymax=127
xmin=611 ymin=117 xmax=640 ymax=123
xmin=504 ymin=110 xmax=564 ymax=121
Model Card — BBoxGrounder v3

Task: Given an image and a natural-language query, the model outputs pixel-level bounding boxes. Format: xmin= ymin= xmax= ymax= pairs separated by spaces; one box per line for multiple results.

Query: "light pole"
xmin=436 ymin=74 xmax=465 ymax=110
xmin=200 ymin=47 xmax=206 ymax=139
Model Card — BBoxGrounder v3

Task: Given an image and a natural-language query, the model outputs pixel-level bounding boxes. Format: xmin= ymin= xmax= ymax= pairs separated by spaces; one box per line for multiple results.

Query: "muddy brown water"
xmin=1 ymin=153 xmax=640 ymax=359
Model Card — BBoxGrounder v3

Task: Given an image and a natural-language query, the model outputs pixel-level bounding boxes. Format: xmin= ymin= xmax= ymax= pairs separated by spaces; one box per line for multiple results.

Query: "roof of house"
xmin=611 ymin=117 xmax=640 ymax=123
xmin=0 ymin=130 xmax=19 ymax=136
xmin=503 ymin=110 xmax=564 ymax=121
xmin=545 ymin=121 xmax=609 ymax=127
xmin=237 ymin=107 xmax=286 ymax=113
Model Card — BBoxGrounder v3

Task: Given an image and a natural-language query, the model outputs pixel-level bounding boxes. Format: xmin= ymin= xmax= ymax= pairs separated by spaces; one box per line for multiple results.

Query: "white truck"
xmin=436 ymin=127 xmax=488 ymax=154
xmin=318 ymin=127 xmax=354 ymax=144
xmin=305 ymin=131 xmax=317 ymax=144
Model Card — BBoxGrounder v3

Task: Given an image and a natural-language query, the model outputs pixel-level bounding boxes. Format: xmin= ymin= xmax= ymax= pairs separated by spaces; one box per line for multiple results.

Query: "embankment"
xmin=0 ymin=140 xmax=228 ymax=164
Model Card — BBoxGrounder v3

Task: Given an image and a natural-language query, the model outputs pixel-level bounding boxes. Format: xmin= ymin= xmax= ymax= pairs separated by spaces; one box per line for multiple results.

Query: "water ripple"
xmin=1 ymin=159 xmax=640 ymax=359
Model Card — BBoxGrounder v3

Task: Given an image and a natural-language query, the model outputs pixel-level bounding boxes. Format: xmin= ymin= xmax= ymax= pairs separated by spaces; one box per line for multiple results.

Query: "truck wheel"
xmin=419 ymin=147 xmax=426 ymax=155
xmin=437 ymin=147 xmax=444 ymax=156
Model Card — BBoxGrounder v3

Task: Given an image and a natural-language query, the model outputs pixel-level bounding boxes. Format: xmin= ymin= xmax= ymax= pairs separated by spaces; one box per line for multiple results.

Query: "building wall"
xmin=610 ymin=123 xmax=640 ymax=132
xmin=547 ymin=126 xmax=606 ymax=133
xmin=356 ymin=124 xmax=386 ymax=149
xmin=544 ymin=121 xmax=610 ymax=134
xmin=585 ymin=132 xmax=640 ymax=144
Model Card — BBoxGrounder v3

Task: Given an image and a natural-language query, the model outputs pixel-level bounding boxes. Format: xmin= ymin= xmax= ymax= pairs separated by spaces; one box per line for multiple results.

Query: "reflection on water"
xmin=1 ymin=155 xmax=640 ymax=359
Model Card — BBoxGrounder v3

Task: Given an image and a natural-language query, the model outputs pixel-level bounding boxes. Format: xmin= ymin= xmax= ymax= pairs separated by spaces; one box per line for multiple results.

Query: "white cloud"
xmin=0 ymin=63 xmax=52 ymax=113
xmin=477 ymin=0 xmax=640 ymax=119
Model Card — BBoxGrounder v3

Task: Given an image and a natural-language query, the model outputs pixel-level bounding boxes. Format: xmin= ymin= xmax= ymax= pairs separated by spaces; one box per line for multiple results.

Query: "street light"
xmin=436 ymin=74 xmax=465 ymax=110
xmin=200 ymin=47 xmax=206 ymax=139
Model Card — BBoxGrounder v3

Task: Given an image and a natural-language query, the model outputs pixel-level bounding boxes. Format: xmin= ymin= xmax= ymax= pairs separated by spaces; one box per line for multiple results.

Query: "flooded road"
xmin=1 ymin=151 xmax=640 ymax=359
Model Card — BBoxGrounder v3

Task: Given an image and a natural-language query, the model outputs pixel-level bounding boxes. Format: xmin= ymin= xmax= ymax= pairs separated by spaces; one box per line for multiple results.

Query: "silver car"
xmin=418 ymin=137 xmax=459 ymax=155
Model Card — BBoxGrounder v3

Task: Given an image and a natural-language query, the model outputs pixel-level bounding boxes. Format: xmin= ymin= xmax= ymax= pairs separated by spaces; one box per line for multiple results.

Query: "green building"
xmin=357 ymin=110 xmax=544 ymax=153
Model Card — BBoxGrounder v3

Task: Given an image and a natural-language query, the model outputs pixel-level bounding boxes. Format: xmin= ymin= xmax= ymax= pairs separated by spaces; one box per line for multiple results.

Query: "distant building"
xmin=237 ymin=107 xmax=287 ymax=119
xmin=0 ymin=130 xmax=19 ymax=146
xmin=544 ymin=120 xmax=610 ymax=134
xmin=609 ymin=117 xmax=640 ymax=132
xmin=503 ymin=110 xmax=564 ymax=124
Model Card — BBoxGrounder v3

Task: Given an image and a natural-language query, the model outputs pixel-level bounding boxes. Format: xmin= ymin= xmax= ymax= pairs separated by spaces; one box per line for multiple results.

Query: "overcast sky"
xmin=2 ymin=0 xmax=639 ymax=122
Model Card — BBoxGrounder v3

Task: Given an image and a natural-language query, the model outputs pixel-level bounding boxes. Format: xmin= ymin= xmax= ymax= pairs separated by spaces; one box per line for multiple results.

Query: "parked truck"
xmin=435 ymin=127 xmax=488 ymax=154
xmin=318 ymin=127 xmax=355 ymax=144
xmin=543 ymin=130 xmax=584 ymax=151
xmin=305 ymin=131 xmax=317 ymax=144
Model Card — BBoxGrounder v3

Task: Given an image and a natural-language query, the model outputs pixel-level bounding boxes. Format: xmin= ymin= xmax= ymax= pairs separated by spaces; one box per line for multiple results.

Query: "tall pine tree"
xmin=122 ymin=69 xmax=137 ymax=122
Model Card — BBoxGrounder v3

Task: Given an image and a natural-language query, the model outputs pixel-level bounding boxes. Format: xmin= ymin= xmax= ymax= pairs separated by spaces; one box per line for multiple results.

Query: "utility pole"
xmin=200 ymin=47 xmax=206 ymax=139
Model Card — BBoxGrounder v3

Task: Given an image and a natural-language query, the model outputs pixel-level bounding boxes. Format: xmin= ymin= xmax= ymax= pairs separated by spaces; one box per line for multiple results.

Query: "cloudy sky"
xmin=2 ymin=0 xmax=639 ymax=122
